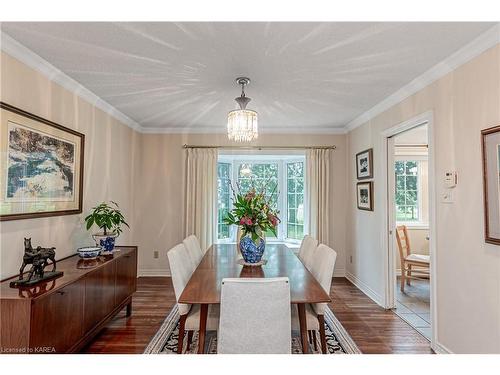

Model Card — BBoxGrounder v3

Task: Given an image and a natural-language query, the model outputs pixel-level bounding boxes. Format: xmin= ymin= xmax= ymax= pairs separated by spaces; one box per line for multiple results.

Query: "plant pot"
xmin=239 ymin=233 xmax=265 ymax=264
xmin=92 ymin=233 xmax=118 ymax=252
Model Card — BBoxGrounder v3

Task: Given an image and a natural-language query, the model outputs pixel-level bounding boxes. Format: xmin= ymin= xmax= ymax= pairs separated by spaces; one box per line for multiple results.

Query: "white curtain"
xmin=306 ymin=148 xmax=333 ymax=245
xmin=185 ymin=148 xmax=218 ymax=251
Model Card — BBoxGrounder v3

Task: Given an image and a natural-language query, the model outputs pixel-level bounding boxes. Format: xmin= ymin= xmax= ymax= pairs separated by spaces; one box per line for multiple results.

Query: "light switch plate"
xmin=442 ymin=190 xmax=454 ymax=203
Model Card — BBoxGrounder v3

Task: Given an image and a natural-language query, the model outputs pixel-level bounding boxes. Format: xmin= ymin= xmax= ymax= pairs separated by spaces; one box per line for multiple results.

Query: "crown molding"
xmin=345 ymin=23 xmax=500 ymax=132
xmin=140 ymin=125 xmax=347 ymax=135
xmin=1 ymin=32 xmax=143 ymax=132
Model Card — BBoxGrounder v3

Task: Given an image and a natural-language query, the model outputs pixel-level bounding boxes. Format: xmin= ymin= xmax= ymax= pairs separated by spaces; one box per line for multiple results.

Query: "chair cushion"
xmin=185 ymin=304 xmax=220 ymax=331
xmin=405 ymin=254 xmax=430 ymax=264
xmin=290 ymin=303 xmax=320 ymax=330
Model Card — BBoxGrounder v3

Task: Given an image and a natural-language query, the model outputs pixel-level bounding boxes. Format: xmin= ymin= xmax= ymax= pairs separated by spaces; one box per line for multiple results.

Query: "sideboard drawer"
xmin=30 ymin=279 xmax=84 ymax=353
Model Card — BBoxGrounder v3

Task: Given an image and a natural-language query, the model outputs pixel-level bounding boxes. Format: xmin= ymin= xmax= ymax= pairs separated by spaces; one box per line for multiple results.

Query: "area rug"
xmin=144 ymin=305 xmax=361 ymax=354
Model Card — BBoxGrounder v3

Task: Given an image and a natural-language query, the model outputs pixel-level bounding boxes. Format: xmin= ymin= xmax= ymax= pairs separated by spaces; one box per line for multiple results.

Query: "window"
xmin=216 ymin=156 xmax=306 ymax=242
xmin=286 ymin=162 xmax=305 ymax=240
xmin=217 ymin=162 xmax=231 ymax=240
xmin=395 ymin=160 xmax=419 ymax=222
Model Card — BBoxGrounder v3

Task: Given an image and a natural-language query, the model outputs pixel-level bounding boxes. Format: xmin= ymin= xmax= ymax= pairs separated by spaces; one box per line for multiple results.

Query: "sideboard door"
xmin=115 ymin=251 xmax=137 ymax=306
xmin=84 ymin=261 xmax=117 ymax=332
xmin=30 ymin=279 xmax=84 ymax=353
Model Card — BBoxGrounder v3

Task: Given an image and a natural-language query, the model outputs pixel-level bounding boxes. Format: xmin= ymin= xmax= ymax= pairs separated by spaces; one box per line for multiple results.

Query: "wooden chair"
xmin=395 ymin=225 xmax=430 ymax=292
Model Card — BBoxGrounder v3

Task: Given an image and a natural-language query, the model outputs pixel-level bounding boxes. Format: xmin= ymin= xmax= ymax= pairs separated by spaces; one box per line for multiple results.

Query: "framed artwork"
xmin=481 ymin=125 xmax=500 ymax=245
xmin=356 ymin=148 xmax=373 ymax=180
xmin=357 ymin=181 xmax=373 ymax=211
xmin=0 ymin=102 xmax=85 ymax=221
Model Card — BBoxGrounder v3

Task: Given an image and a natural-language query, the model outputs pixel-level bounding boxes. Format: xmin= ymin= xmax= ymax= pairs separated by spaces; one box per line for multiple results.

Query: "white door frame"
xmin=380 ymin=110 xmax=438 ymax=349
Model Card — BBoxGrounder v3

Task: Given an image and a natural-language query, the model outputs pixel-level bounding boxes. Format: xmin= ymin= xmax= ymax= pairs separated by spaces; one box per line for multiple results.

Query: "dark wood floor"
xmin=82 ymin=277 xmax=432 ymax=354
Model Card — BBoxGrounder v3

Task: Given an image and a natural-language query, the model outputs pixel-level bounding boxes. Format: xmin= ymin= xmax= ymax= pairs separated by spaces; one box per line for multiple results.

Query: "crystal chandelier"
xmin=227 ymin=77 xmax=258 ymax=142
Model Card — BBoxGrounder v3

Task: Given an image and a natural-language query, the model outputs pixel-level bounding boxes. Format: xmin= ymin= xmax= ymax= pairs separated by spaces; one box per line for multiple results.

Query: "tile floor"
xmin=394 ymin=277 xmax=431 ymax=340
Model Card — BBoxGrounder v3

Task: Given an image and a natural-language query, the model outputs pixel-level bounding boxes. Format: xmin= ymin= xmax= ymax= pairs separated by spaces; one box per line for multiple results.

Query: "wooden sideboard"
xmin=0 ymin=246 xmax=137 ymax=353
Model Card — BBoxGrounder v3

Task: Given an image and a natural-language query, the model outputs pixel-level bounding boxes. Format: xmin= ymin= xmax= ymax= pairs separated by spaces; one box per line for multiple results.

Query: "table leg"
xmin=197 ymin=304 xmax=208 ymax=354
xmin=297 ymin=303 xmax=309 ymax=354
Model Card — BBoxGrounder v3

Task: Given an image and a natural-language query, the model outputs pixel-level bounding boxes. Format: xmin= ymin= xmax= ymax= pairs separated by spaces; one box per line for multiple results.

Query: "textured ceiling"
xmin=1 ymin=22 xmax=495 ymax=132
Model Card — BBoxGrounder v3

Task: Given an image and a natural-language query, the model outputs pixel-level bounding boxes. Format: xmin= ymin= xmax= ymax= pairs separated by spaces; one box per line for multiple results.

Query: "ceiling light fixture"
xmin=227 ymin=77 xmax=258 ymax=142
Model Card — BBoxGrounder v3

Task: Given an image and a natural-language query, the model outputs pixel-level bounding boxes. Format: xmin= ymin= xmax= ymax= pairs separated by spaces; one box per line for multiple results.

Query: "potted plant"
xmin=84 ymin=201 xmax=129 ymax=252
xmin=224 ymin=185 xmax=280 ymax=263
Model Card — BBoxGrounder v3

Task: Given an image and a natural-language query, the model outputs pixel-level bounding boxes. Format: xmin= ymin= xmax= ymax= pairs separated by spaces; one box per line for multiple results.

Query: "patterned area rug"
xmin=144 ymin=305 xmax=361 ymax=354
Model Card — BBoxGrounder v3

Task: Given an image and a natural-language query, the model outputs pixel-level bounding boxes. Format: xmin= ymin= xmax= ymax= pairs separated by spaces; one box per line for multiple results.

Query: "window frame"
xmin=216 ymin=154 xmax=306 ymax=244
xmin=394 ymin=156 xmax=426 ymax=226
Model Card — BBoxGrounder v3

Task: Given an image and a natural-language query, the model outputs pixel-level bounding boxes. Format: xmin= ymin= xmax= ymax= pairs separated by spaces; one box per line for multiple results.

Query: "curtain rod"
xmin=182 ymin=144 xmax=336 ymax=150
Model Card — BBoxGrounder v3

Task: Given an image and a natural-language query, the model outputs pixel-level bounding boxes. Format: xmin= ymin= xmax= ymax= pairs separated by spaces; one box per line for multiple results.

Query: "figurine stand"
xmin=10 ymin=271 xmax=64 ymax=288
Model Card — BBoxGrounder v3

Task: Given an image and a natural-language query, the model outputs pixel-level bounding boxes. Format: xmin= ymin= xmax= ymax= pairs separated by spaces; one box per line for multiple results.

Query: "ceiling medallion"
xmin=227 ymin=77 xmax=258 ymax=142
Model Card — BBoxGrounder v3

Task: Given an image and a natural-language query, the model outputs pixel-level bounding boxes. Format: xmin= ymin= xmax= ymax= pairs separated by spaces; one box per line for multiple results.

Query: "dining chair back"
xmin=310 ymin=244 xmax=337 ymax=315
xmin=167 ymin=243 xmax=193 ymax=316
xmin=218 ymin=277 xmax=291 ymax=354
xmin=298 ymin=235 xmax=318 ymax=271
xmin=183 ymin=234 xmax=204 ymax=269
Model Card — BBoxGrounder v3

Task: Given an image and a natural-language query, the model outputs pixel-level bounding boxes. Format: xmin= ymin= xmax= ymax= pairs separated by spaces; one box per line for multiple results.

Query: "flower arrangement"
xmin=223 ymin=184 xmax=280 ymax=243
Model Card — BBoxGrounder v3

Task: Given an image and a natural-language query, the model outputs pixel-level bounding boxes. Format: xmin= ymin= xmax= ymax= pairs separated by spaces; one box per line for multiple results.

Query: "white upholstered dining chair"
xmin=167 ymin=243 xmax=219 ymax=353
xmin=292 ymin=244 xmax=337 ymax=353
xmin=183 ymin=234 xmax=204 ymax=270
xmin=218 ymin=277 xmax=291 ymax=354
xmin=298 ymin=235 xmax=318 ymax=271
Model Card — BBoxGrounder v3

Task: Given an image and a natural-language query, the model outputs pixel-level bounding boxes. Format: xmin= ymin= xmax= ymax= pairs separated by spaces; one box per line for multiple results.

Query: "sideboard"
xmin=0 ymin=246 xmax=137 ymax=353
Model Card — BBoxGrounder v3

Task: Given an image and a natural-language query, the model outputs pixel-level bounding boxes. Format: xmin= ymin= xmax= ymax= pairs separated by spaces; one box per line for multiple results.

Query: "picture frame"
xmin=356 ymin=148 xmax=373 ymax=180
xmin=481 ymin=124 xmax=500 ymax=245
xmin=0 ymin=102 xmax=85 ymax=221
xmin=357 ymin=181 xmax=373 ymax=211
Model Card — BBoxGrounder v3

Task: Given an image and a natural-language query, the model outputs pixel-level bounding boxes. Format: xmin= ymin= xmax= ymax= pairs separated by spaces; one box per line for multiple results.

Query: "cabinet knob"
xmin=56 ymin=291 xmax=65 ymax=296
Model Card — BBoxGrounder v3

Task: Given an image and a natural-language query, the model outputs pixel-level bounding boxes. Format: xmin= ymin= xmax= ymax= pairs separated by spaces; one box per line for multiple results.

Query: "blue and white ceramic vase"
xmin=239 ymin=233 xmax=265 ymax=263
xmin=93 ymin=233 xmax=118 ymax=252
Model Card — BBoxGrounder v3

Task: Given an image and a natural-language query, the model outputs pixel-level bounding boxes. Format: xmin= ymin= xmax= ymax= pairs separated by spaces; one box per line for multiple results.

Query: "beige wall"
xmin=135 ymin=133 xmax=348 ymax=277
xmin=347 ymin=44 xmax=500 ymax=353
xmin=0 ymin=52 xmax=140 ymax=279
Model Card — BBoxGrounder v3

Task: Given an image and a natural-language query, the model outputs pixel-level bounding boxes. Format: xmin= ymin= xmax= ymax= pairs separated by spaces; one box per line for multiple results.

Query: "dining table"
xmin=178 ymin=243 xmax=331 ymax=354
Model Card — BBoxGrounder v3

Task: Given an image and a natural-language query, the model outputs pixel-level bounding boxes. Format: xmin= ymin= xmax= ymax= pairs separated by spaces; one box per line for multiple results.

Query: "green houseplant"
xmin=84 ymin=201 xmax=129 ymax=252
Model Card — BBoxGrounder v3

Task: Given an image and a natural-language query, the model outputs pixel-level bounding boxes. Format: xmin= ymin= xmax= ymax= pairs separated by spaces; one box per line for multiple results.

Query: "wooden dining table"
xmin=178 ymin=243 xmax=331 ymax=353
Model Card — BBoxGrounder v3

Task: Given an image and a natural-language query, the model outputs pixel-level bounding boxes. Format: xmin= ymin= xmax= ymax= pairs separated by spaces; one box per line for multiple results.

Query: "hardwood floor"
xmin=82 ymin=276 xmax=432 ymax=354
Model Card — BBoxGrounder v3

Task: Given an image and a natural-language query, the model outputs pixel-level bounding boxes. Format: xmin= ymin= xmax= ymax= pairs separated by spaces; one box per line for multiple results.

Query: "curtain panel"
xmin=306 ymin=148 xmax=333 ymax=245
xmin=185 ymin=148 xmax=218 ymax=251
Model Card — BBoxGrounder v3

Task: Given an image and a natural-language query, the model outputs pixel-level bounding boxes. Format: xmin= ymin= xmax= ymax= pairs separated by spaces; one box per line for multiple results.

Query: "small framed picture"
xmin=481 ymin=125 xmax=500 ymax=244
xmin=356 ymin=148 xmax=373 ymax=180
xmin=357 ymin=181 xmax=373 ymax=211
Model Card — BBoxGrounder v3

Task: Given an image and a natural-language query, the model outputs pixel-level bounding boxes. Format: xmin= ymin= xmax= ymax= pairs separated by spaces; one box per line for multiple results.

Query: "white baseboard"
xmin=333 ymin=269 xmax=346 ymax=278
xmin=138 ymin=269 xmax=170 ymax=277
xmin=432 ymin=341 xmax=453 ymax=354
xmin=345 ymin=271 xmax=384 ymax=307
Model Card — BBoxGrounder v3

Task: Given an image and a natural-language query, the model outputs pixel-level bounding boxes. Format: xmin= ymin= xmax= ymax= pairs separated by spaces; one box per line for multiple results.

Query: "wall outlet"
xmin=153 ymin=250 xmax=159 ymax=259
xmin=442 ymin=190 xmax=454 ymax=203
xmin=350 ymin=255 xmax=353 ymax=264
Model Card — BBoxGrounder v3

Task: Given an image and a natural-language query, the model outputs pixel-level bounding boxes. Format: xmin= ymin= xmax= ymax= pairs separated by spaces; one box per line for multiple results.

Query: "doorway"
xmin=381 ymin=112 xmax=437 ymax=346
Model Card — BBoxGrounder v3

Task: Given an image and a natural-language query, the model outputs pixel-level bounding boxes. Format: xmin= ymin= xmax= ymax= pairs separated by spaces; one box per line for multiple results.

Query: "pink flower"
xmin=239 ymin=218 xmax=246 ymax=225
xmin=245 ymin=217 xmax=253 ymax=225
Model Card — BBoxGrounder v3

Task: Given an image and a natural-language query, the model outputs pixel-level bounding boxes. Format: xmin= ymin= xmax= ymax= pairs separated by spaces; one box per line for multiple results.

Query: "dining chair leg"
xmin=177 ymin=314 xmax=187 ymax=354
xmin=297 ymin=304 xmax=309 ymax=354
xmin=406 ymin=265 xmax=412 ymax=286
xmin=187 ymin=330 xmax=193 ymax=350
xmin=400 ymin=265 xmax=406 ymax=292
xmin=308 ymin=330 xmax=312 ymax=344
xmin=312 ymin=330 xmax=318 ymax=351
xmin=317 ymin=315 xmax=327 ymax=354
xmin=197 ymin=304 xmax=208 ymax=354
